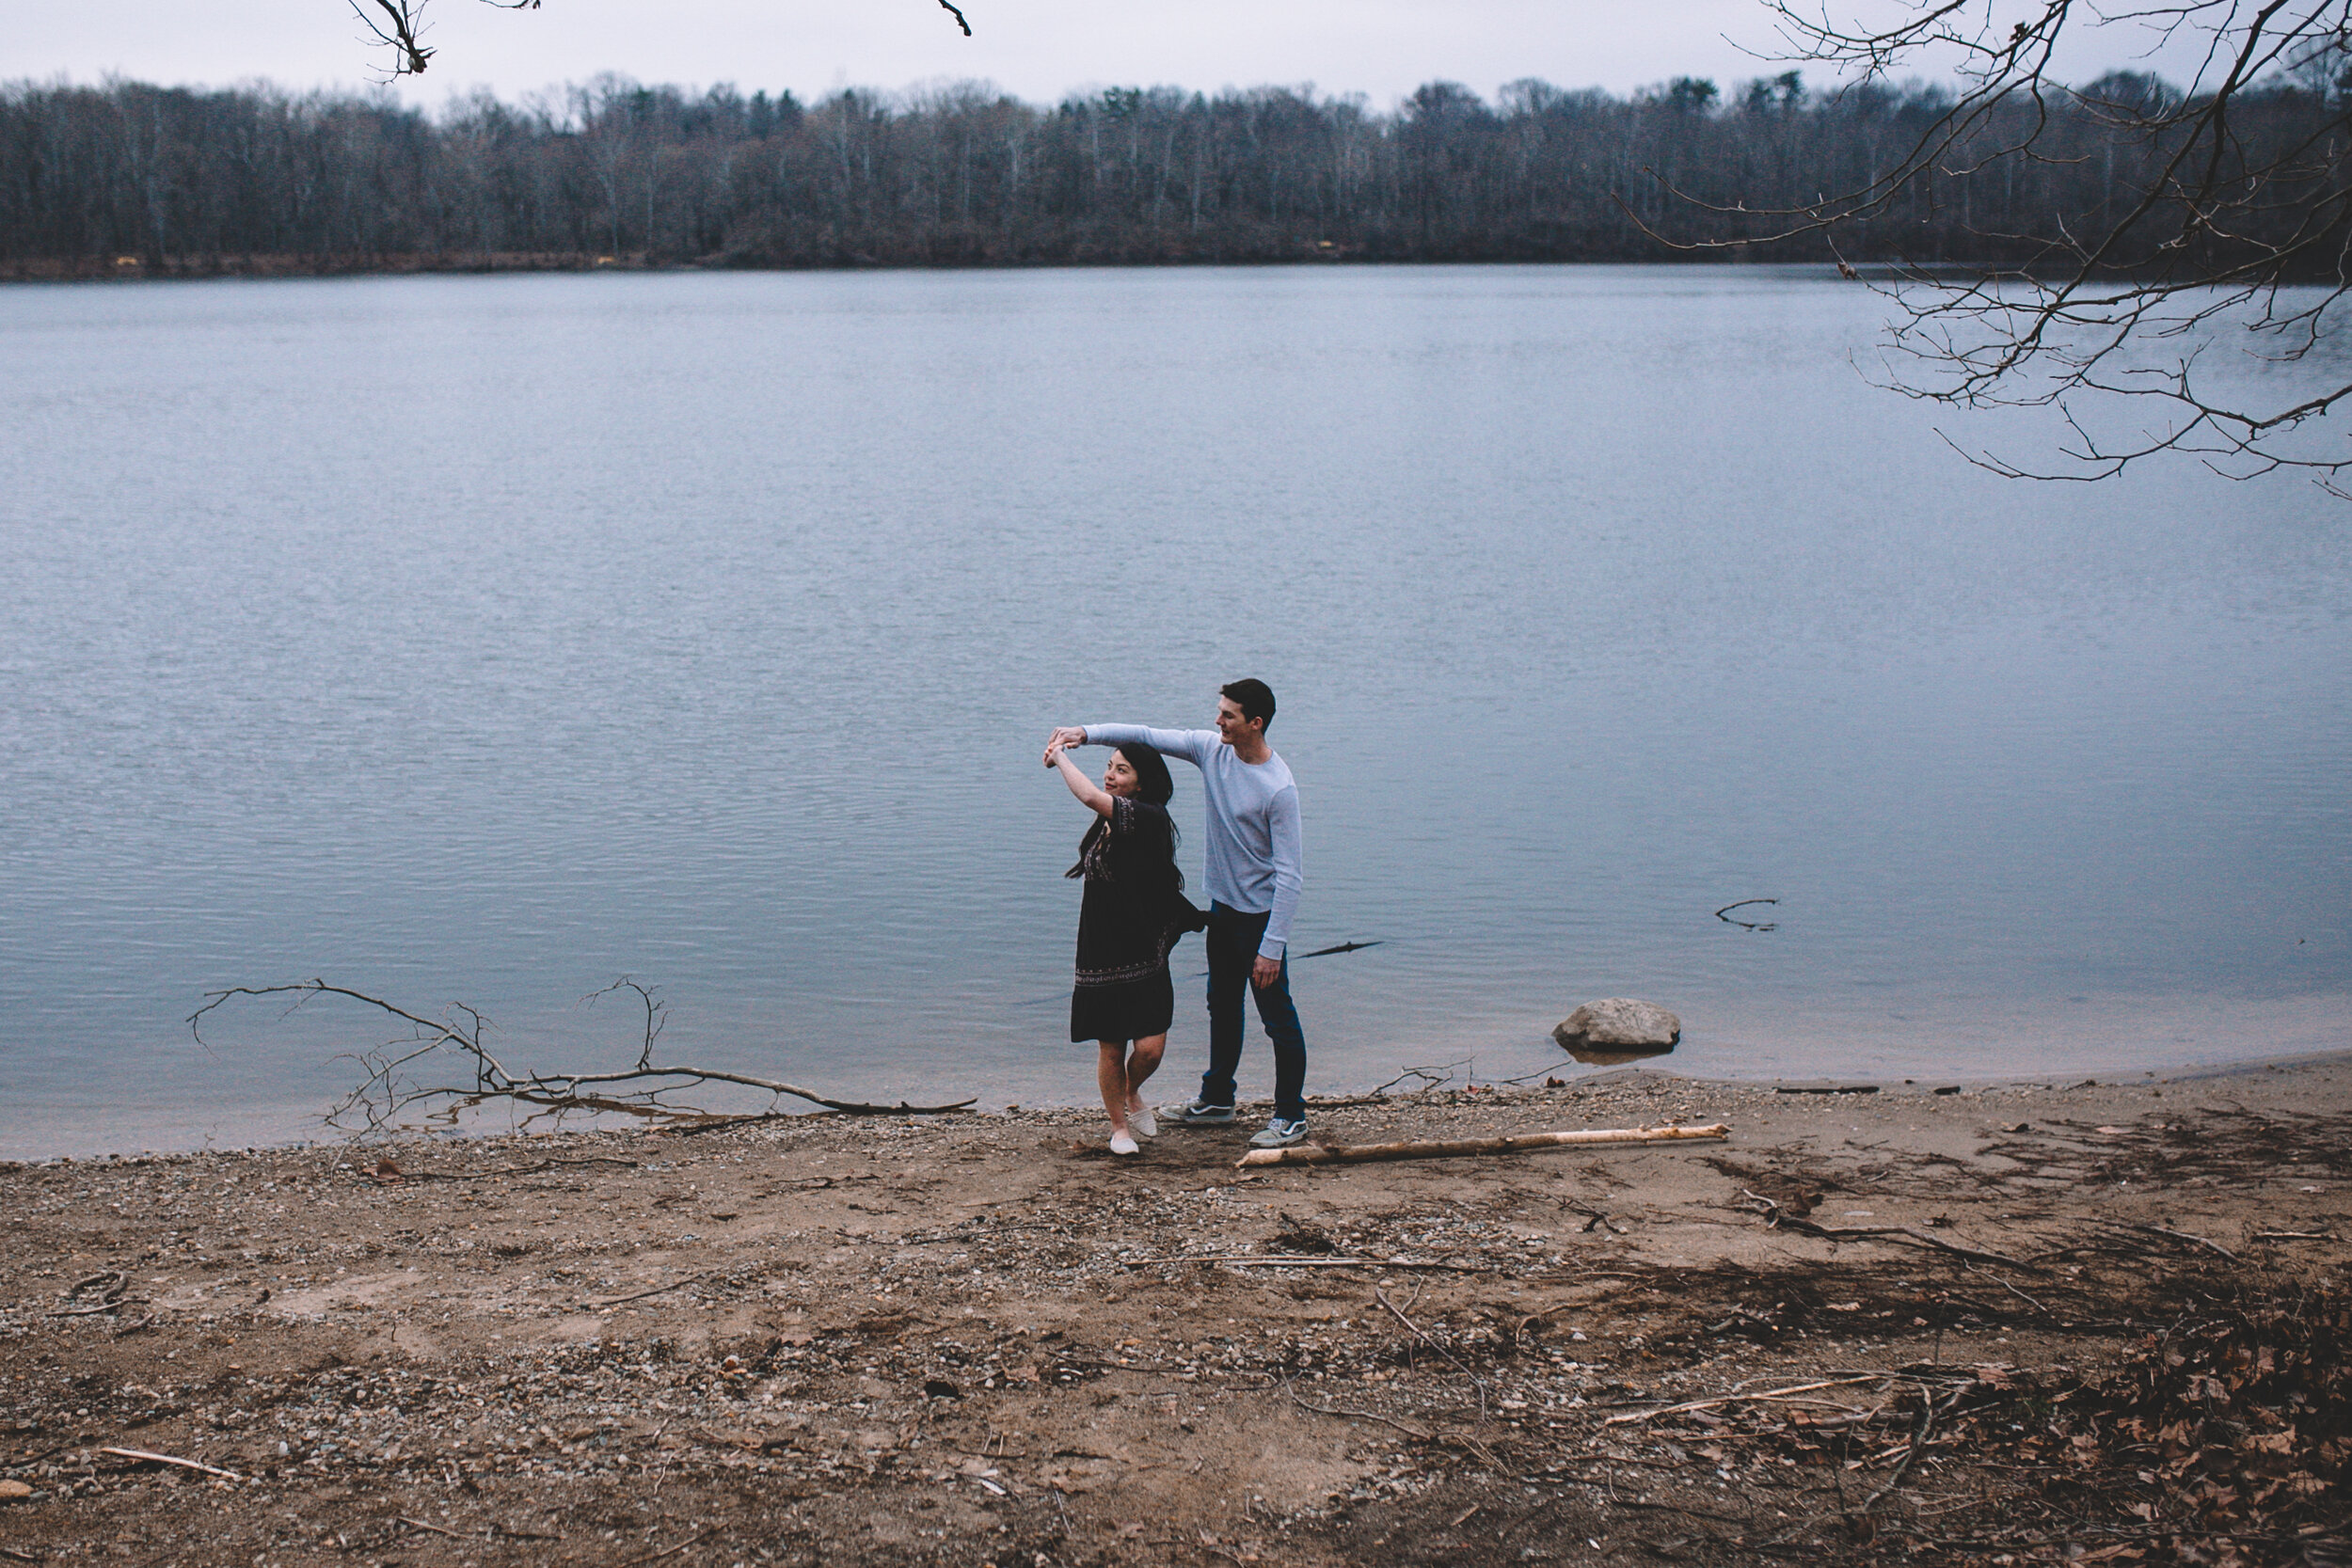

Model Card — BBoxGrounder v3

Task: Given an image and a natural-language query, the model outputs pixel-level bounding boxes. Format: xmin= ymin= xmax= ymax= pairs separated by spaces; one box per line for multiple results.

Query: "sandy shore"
xmin=3 ymin=1057 xmax=2346 ymax=1565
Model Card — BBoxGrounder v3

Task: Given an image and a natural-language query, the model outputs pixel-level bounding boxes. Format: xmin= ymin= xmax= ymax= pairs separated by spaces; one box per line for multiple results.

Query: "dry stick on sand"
xmin=620 ymin=1529 xmax=715 ymax=1567
xmin=1602 ymin=1375 xmax=1891 ymax=1427
xmin=398 ymin=1517 xmax=470 ymax=1541
xmin=1862 ymin=1381 xmax=1967 ymax=1515
xmin=1122 ymin=1254 xmax=1486 ymax=1273
xmin=47 ymin=1270 xmax=135 ymax=1318
xmin=1739 ymin=1191 xmax=2037 ymax=1268
xmin=1285 ymin=1383 xmax=1435 ymax=1441
xmin=374 ymin=1154 xmax=641 ymax=1183
xmin=98 ymin=1448 xmax=245 ymax=1481
xmin=1375 ymin=1286 xmax=1489 ymax=1418
xmin=1235 ymin=1123 xmax=1730 ymax=1168
xmin=589 ymin=1273 xmax=715 ymax=1309
xmin=2122 ymin=1223 xmax=2238 ymax=1260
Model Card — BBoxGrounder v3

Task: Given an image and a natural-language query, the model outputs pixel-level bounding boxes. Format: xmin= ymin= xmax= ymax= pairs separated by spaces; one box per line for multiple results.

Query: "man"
xmin=1048 ymin=680 xmax=1309 ymax=1148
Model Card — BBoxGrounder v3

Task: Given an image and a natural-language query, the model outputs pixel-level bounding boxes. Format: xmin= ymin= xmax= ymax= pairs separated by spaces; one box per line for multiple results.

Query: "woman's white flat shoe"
xmin=1127 ymin=1102 xmax=1157 ymax=1138
xmin=1108 ymin=1131 xmax=1141 ymax=1156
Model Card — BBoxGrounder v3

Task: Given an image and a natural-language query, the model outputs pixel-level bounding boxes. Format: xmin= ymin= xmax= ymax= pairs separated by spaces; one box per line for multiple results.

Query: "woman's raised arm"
xmin=1048 ymin=741 xmax=1116 ymax=817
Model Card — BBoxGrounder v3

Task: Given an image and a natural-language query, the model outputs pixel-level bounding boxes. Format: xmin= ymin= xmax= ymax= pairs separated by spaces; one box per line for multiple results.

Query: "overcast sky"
xmin=4 ymin=0 xmax=2202 ymax=108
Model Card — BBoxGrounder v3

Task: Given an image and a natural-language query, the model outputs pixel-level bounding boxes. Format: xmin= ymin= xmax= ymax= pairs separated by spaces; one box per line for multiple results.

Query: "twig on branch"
xmin=1366 ymin=1061 xmax=1470 ymax=1096
xmin=350 ymin=0 xmax=435 ymax=75
xmin=1644 ymin=0 xmax=2352 ymax=489
xmin=346 ymin=0 xmax=964 ymax=79
xmin=588 ymin=977 xmax=666 ymax=1071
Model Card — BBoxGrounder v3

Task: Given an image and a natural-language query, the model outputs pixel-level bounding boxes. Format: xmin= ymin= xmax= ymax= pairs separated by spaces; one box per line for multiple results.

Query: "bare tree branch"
xmin=1687 ymin=0 xmax=2352 ymax=486
xmin=189 ymin=977 xmax=976 ymax=1131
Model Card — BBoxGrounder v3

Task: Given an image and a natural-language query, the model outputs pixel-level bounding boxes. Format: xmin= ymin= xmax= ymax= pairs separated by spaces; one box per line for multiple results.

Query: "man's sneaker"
xmin=1108 ymin=1131 xmax=1140 ymax=1157
xmin=1127 ymin=1102 xmax=1158 ymax=1138
xmin=1172 ymin=1100 xmax=1236 ymax=1126
xmin=1248 ymin=1117 xmax=1309 ymax=1148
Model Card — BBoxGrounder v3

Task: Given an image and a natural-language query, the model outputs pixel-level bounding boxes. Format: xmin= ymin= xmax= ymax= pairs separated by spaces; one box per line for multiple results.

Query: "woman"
xmin=1046 ymin=734 xmax=1200 ymax=1155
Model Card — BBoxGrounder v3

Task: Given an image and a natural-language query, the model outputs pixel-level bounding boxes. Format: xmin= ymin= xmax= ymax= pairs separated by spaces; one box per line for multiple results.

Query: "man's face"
xmin=1216 ymin=696 xmax=1261 ymax=747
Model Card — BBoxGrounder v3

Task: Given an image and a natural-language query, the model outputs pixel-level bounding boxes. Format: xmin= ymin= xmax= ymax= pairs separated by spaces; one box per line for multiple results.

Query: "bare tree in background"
xmin=1699 ymin=1 xmax=2352 ymax=489
xmin=349 ymin=0 xmax=971 ymax=79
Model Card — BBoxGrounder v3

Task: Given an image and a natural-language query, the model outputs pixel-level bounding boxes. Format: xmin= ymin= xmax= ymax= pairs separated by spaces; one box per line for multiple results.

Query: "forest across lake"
xmin=0 ymin=65 xmax=2336 ymax=276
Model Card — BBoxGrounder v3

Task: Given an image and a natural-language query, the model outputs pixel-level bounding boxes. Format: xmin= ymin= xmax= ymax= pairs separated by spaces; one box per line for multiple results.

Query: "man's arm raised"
xmin=1080 ymin=723 xmax=1215 ymax=767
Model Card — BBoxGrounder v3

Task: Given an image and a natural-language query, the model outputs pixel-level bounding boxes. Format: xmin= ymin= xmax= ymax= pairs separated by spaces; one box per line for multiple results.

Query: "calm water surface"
xmin=1 ymin=265 xmax=2345 ymax=1157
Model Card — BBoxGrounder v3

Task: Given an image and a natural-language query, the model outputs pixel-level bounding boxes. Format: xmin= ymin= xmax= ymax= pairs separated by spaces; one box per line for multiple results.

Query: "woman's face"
xmin=1102 ymin=753 xmax=1141 ymax=798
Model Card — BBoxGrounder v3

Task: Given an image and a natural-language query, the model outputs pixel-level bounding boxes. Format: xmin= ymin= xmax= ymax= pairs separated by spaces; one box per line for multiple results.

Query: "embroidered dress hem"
xmin=1072 ymin=970 xmax=1175 ymax=1044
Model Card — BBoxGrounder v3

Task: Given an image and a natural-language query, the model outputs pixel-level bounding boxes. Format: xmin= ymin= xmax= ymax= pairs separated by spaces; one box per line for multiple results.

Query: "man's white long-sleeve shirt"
xmin=1082 ymin=724 xmax=1302 ymax=960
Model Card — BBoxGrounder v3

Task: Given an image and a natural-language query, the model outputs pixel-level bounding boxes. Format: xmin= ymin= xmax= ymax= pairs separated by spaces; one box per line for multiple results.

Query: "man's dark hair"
xmin=1221 ymin=678 xmax=1277 ymax=729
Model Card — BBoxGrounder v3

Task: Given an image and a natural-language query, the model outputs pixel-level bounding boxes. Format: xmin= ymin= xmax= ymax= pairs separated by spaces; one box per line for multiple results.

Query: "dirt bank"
xmin=4 ymin=1059 xmax=2347 ymax=1566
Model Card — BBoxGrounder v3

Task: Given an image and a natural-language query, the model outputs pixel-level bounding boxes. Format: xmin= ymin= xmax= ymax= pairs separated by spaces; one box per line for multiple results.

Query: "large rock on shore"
xmin=1553 ymin=998 xmax=1681 ymax=1054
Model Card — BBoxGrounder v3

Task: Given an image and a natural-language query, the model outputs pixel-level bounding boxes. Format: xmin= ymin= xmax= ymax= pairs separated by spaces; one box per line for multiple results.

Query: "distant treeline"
xmin=0 ymin=70 xmax=2335 ymax=275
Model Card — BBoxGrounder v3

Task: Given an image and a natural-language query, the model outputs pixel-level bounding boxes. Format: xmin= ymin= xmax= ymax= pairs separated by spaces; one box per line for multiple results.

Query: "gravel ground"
xmin=3 ymin=1058 xmax=2346 ymax=1565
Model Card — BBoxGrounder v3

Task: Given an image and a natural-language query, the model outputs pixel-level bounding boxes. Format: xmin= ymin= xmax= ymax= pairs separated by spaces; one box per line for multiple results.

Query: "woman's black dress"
xmin=1069 ymin=795 xmax=1189 ymax=1044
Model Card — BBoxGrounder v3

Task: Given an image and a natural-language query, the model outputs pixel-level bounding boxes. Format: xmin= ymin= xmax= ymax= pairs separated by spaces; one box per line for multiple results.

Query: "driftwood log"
xmin=1234 ymin=1123 xmax=1729 ymax=1168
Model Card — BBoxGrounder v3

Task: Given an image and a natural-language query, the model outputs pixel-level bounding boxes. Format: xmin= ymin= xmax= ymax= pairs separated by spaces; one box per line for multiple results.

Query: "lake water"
xmin=2 ymin=265 xmax=2345 ymax=1159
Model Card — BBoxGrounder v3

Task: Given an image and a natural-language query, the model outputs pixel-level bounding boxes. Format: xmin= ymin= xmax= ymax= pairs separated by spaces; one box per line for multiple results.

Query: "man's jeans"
xmin=1200 ymin=902 xmax=1308 ymax=1123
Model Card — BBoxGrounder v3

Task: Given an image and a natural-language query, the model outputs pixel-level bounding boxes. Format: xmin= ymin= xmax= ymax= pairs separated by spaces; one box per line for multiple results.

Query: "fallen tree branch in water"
xmin=189 ymin=977 xmax=977 ymax=1132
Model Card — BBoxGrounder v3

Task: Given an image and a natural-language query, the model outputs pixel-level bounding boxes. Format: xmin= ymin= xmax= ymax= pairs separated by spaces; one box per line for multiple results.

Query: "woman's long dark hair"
xmin=1068 ymin=742 xmax=1183 ymax=884
xmin=1115 ymin=741 xmax=1175 ymax=807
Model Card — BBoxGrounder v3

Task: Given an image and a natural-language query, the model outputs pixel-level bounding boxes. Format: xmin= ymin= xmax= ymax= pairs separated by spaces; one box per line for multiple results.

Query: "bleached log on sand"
xmin=1234 ymin=1123 xmax=1729 ymax=1168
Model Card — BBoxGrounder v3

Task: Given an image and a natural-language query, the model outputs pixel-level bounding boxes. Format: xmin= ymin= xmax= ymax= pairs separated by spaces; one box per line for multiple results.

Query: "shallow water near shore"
xmin=1 ymin=264 xmax=2346 ymax=1158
